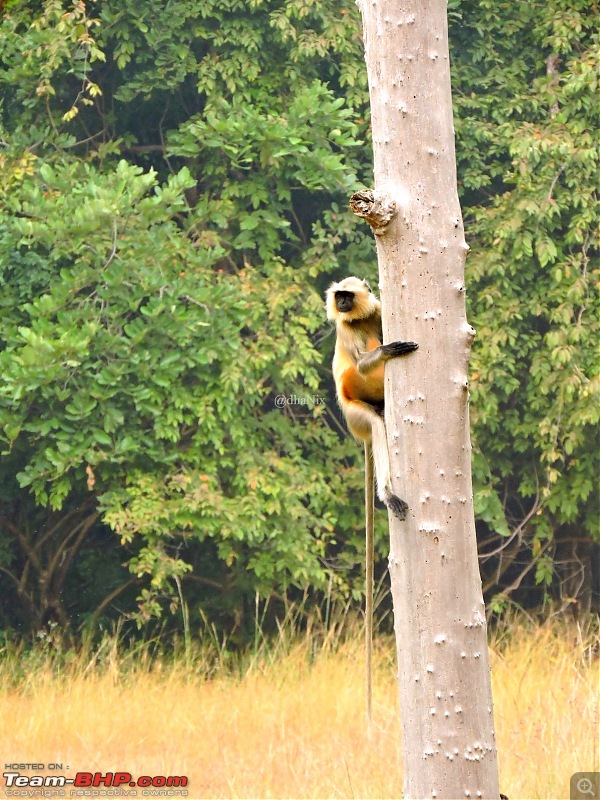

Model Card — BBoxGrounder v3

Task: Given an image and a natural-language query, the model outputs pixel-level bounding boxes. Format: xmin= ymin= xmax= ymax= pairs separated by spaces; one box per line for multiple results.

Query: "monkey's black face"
xmin=335 ymin=291 xmax=355 ymax=313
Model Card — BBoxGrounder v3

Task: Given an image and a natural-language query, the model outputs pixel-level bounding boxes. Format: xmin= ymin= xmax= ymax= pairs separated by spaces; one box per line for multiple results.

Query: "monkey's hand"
xmin=357 ymin=340 xmax=418 ymax=375
xmin=381 ymin=341 xmax=419 ymax=358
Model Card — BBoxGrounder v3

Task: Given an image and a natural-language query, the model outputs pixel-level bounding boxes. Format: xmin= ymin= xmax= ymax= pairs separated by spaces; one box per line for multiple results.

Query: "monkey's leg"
xmin=371 ymin=414 xmax=409 ymax=520
xmin=365 ymin=440 xmax=374 ymax=727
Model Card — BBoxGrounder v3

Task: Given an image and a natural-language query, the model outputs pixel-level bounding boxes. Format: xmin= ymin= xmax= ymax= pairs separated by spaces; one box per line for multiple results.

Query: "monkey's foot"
xmin=387 ymin=495 xmax=409 ymax=521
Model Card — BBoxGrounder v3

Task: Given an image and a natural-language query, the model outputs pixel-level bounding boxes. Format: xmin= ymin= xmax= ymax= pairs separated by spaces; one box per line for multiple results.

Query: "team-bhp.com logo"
xmin=3 ymin=771 xmax=189 ymax=796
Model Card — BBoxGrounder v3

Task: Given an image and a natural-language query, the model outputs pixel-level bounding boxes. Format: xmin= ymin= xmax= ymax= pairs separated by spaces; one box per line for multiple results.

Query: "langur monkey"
xmin=326 ymin=275 xmax=418 ymax=517
xmin=326 ymin=276 xmax=418 ymax=722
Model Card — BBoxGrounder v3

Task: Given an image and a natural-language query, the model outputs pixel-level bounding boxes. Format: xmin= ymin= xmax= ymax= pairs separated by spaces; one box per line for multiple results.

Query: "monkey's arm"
xmin=357 ymin=341 xmax=418 ymax=375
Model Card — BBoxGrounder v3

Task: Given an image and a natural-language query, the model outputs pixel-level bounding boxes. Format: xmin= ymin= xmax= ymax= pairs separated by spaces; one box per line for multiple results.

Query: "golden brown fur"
xmin=326 ymin=276 xmax=418 ymax=725
xmin=326 ymin=276 xmax=418 ymax=519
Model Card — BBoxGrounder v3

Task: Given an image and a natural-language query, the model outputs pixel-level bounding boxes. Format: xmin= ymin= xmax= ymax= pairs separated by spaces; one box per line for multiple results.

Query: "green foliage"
xmin=0 ymin=0 xmax=597 ymax=637
xmin=0 ymin=0 xmax=104 ymax=114
xmin=458 ymin=1 xmax=599 ymax=586
xmin=0 ymin=0 xmax=374 ymax=631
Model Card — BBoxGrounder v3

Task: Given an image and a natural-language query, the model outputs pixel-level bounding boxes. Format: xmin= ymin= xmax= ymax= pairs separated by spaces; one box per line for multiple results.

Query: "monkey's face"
xmin=334 ymin=290 xmax=355 ymax=314
xmin=326 ymin=276 xmax=379 ymax=322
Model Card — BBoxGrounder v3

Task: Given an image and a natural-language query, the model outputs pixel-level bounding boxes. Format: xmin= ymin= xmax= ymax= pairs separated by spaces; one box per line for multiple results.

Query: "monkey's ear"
xmin=363 ymin=280 xmax=372 ymax=292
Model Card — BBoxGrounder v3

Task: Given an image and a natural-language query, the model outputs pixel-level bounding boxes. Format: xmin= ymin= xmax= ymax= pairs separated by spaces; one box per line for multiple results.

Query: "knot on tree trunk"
xmin=349 ymin=189 xmax=397 ymax=235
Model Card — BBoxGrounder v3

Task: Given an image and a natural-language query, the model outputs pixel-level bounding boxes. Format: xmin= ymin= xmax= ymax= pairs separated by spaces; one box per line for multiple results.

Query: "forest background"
xmin=0 ymin=0 xmax=598 ymax=645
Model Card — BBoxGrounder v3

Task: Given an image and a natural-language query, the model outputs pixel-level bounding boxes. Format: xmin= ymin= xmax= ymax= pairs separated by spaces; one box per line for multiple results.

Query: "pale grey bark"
xmin=353 ymin=1 xmax=501 ymax=798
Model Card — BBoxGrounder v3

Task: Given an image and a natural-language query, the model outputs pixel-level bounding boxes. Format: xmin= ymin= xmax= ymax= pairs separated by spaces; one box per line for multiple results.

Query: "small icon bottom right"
xmin=571 ymin=773 xmax=600 ymax=800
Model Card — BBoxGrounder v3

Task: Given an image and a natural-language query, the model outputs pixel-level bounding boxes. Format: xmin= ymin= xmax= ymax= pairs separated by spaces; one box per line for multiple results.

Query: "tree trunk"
xmin=353 ymin=1 xmax=501 ymax=798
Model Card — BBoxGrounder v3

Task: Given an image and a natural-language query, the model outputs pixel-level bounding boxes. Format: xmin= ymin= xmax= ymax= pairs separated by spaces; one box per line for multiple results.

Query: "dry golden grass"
xmin=0 ymin=616 xmax=597 ymax=800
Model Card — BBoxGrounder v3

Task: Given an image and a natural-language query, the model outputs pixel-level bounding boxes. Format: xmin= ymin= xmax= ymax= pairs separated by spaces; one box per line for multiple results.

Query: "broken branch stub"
xmin=350 ymin=190 xmax=397 ymax=235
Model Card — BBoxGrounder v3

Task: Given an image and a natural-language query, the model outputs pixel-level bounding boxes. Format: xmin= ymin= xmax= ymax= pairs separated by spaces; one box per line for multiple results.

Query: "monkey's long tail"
xmin=365 ymin=441 xmax=374 ymax=729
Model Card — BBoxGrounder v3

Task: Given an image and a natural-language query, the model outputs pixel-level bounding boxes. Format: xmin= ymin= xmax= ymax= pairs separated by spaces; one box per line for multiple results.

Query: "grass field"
xmin=0 ymin=615 xmax=597 ymax=800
